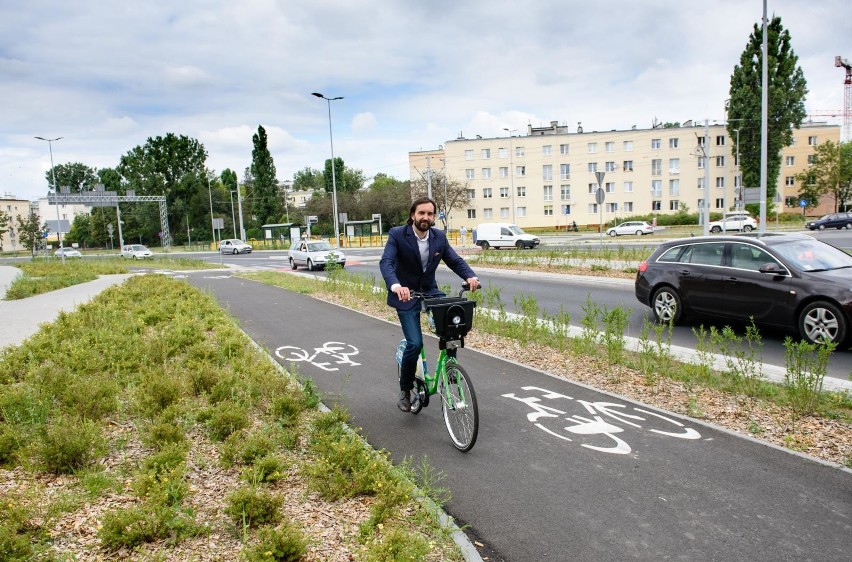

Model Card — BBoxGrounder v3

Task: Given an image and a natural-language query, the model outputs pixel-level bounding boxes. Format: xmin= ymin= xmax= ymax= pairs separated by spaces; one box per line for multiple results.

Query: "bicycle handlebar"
xmin=410 ymin=282 xmax=471 ymax=301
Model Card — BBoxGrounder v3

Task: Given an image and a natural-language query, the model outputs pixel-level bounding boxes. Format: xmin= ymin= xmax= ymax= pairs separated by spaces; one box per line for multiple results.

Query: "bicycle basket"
xmin=425 ymin=297 xmax=476 ymax=339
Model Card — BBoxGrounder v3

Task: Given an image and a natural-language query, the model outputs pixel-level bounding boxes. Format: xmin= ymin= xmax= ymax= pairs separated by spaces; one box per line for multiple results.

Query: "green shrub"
xmin=243 ymin=522 xmax=309 ymax=562
xmin=0 ymin=500 xmax=38 ymax=561
xmin=361 ymin=524 xmax=429 ymax=562
xmin=135 ymin=369 xmax=185 ymax=419
xmin=269 ymin=390 xmax=308 ymax=426
xmin=142 ymin=420 xmax=187 ymax=450
xmin=221 ymin=429 xmax=276 ymax=467
xmin=205 ymin=401 xmax=249 ymax=441
xmin=58 ymin=374 xmax=119 ymax=421
xmin=35 ymin=415 xmax=106 ymax=474
xmin=224 ymin=486 xmax=282 ymax=529
xmin=241 ymin=455 xmax=289 ymax=484
xmin=98 ymin=503 xmax=200 ymax=550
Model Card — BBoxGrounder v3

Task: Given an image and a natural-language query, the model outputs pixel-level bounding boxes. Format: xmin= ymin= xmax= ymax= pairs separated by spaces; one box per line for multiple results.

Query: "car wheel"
xmin=799 ymin=301 xmax=847 ymax=345
xmin=635 ymin=230 xmax=643 ymax=236
xmin=515 ymin=240 xmax=525 ymax=249
xmin=290 ymin=257 xmax=297 ymax=270
xmin=710 ymin=226 xmax=721 ymax=233
xmin=608 ymin=230 xmax=617 ymax=237
xmin=233 ymin=248 xmax=239 ymax=255
xmin=742 ymin=225 xmax=753 ymax=232
xmin=651 ymin=286 xmax=683 ymax=325
xmin=307 ymin=259 xmax=314 ymax=271
xmin=846 ymin=223 xmax=852 ymax=229
xmin=481 ymin=241 xmax=490 ymax=250
xmin=819 ymin=224 xmax=826 ymax=230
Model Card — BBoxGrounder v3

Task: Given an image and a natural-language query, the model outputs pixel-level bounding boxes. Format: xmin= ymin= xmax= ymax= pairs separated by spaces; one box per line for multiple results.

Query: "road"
xmin=185 ymin=272 xmax=852 ymax=561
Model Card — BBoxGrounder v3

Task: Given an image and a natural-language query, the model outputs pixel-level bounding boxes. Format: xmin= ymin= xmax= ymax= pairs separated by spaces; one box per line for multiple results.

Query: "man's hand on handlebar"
xmin=394 ymin=286 xmax=412 ymax=302
xmin=464 ymin=278 xmax=480 ymax=292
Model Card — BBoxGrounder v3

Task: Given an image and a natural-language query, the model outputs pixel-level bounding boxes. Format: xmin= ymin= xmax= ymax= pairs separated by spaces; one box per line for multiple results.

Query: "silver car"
xmin=121 ymin=244 xmax=153 ymax=260
xmin=219 ymin=239 xmax=253 ymax=255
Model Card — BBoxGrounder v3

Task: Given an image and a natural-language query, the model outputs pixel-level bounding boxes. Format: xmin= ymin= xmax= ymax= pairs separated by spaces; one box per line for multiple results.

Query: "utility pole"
xmin=426 ymin=155 xmax=433 ymax=199
xmin=759 ymin=0 xmax=768 ymax=233
xmin=703 ymin=120 xmax=711 ymax=235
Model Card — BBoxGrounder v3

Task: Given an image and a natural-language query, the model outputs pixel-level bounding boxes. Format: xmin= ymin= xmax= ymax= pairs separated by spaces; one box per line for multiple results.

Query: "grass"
xmin=0 ymin=273 xmax=465 ymax=560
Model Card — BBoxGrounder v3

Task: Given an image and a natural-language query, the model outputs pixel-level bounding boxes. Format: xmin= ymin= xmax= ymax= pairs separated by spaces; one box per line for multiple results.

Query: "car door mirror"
xmin=758 ymin=262 xmax=785 ymax=274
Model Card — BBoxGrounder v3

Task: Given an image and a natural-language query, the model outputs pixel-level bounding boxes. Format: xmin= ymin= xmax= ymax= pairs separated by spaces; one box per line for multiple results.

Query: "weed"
xmin=361 ymin=524 xmax=430 ymax=562
xmin=783 ymin=337 xmax=834 ymax=415
xmin=243 ymin=522 xmax=309 ymax=562
xmin=600 ymin=305 xmax=630 ymax=366
xmin=224 ymin=486 xmax=283 ymax=529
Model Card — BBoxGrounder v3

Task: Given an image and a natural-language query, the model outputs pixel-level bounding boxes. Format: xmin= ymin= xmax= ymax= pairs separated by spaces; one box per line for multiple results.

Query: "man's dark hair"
xmin=406 ymin=196 xmax=437 ymax=226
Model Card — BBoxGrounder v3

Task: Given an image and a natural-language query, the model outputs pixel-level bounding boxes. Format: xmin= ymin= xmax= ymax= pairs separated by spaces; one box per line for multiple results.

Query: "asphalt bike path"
xmin=187 ymin=272 xmax=851 ymax=562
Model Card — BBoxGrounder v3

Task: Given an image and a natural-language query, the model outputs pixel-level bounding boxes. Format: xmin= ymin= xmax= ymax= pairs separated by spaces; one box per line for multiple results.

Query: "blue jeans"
xmin=397 ymin=306 xmax=423 ymax=392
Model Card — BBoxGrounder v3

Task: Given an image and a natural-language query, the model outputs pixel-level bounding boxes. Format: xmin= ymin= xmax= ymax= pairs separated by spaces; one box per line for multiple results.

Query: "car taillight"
xmin=638 ymin=261 xmax=648 ymax=272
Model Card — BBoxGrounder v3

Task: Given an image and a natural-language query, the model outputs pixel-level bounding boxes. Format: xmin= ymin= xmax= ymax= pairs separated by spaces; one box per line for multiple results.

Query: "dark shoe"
xmin=398 ymin=390 xmax=411 ymax=412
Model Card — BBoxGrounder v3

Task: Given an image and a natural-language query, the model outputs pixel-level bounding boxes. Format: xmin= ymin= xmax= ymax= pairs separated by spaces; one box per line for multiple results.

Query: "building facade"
xmin=409 ymin=121 xmax=840 ymax=229
xmin=0 ymin=195 xmax=36 ymax=252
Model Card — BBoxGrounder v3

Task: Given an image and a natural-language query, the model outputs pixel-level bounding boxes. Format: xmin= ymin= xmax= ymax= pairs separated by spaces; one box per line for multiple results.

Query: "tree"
xmin=249 ymin=125 xmax=282 ymax=229
xmin=727 ymin=16 xmax=808 ymax=204
xmin=16 ymin=212 xmax=44 ymax=257
xmin=323 ymin=157 xmax=346 ymax=194
xmin=0 ymin=210 xmax=8 ymax=250
xmin=293 ymin=167 xmax=324 ymax=191
xmin=360 ymin=174 xmax=411 ymax=229
xmin=410 ymin=173 xmax=470 ymax=230
xmin=795 ymin=140 xmax=852 ymax=212
xmin=44 ymin=162 xmax=98 ymax=193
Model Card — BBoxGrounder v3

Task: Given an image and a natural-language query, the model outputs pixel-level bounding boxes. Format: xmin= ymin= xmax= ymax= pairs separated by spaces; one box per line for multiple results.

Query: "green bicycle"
xmin=395 ymin=284 xmax=479 ymax=452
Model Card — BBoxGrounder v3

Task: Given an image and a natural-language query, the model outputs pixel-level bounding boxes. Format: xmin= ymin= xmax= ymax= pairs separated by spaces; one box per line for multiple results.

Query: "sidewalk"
xmin=0 ymin=266 xmax=132 ymax=349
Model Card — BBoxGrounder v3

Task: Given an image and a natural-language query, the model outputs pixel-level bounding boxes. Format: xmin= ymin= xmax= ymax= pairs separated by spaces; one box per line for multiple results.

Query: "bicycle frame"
xmin=416 ymin=336 xmax=459 ymax=397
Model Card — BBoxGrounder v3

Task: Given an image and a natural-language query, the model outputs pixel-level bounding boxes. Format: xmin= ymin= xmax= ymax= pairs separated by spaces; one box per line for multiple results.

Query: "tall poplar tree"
xmin=250 ymin=125 xmax=282 ymax=227
xmin=727 ymin=16 xmax=807 ymax=203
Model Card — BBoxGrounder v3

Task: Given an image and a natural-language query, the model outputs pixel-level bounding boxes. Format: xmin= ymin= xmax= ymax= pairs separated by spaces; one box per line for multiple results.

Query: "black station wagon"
xmin=635 ymin=234 xmax=852 ymax=346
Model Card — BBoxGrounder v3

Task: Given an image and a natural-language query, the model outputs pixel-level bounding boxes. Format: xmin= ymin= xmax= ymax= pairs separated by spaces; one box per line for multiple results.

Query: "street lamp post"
xmin=734 ymin=128 xmax=741 ymax=212
xmin=503 ymin=128 xmax=517 ymax=223
xmin=34 ymin=136 xmax=64 ymax=254
xmin=229 ymin=190 xmax=237 ymax=238
xmin=312 ymin=92 xmax=343 ymax=247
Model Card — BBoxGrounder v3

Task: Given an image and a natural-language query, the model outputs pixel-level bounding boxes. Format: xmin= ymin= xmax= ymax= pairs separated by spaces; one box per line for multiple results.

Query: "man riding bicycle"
xmin=379 ymin=196 xmax=480 ymax=412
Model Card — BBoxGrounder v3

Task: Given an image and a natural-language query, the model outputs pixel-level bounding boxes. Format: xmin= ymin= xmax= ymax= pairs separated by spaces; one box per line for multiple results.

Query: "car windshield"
xmin=307 ymin=242 xmax=333 ymax=252
xmin=131 ymin=245 xmax=147 ymax=251
xmin=507 ymin=226 xmax=526 ymax=235
xmin=771 ymin=239 xmax=852 ymax=271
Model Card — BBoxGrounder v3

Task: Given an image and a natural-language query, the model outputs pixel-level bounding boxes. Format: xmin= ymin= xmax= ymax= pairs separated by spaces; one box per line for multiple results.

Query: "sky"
xmin=1 ymin=0 xmax=849 ymax=202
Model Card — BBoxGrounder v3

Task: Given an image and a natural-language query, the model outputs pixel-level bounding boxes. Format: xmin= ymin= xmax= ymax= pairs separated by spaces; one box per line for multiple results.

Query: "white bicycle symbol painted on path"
xmin=275 ymin=341 xmax=361 ymax=372
xmin=502 ymin=386 xmax=701 ymax=455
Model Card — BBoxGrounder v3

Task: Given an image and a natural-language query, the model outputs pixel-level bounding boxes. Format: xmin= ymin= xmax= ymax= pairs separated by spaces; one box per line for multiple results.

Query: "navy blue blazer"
xmin=379 ymin=225 xmax=476 ymax=311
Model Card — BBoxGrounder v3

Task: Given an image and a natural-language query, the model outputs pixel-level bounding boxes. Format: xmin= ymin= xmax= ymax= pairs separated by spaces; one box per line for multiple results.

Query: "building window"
xmin=542 ymin=164 xmax=553 ymax=181
xmin=605 ymin=141 xmax=615 ymax=152
xmin=670 ymin=200 xmax=680 ymax=211
xmin=623 ymin=160 xmax=633 ymax=171
xmin=605 ymin=182 xmax=615 ymax=194
xmin=499 ymin=148 xmax=508 ymax=158
xmin=543 ymin=185 xmax=553 ymax=201
xmin=716 ymin=177 xmax=725 ymax=188
xmin=542 ymin=145 xmax=552 ymax=156
xmin=669 ymin=179 xmax=680 ymax=196
xmin=516 ymin=165 xmax=526 ymax=177
xmin=807 ymin=154 xmax=816 ymax=164
xmin=605 ymin=161 xmax=617 ymax=172
xmin=481 ymin=168 xmax=491 ymax=179
xmin=466 ymin=189 xmax=475 ymax=200
xmin=561 ymin=204 xmax=571 ymax=215
xmin=499 ymin=166 xmax=508 ymax=178
xmin=501 ymin=207 xmax=510 ymax=219
xmin=560 ymin=184 xmax=571 ymax=200
xmin=716 ymin=135 xmax=726 ymax=146
xmin=785 ymin=176 xmax=795 ymax=186
xmin=481 ymin=148 xmax=491 ymax=159
xmin=588 ymin=203 xmax=598 ymax=214
xmin=466 ymin=169 xmax=475 ymax=179
xmin=808 ymin=135 xmax=817 ymax=146
xmin=623 ymin=202 xmax=633 ymax=212
xmin=483 ymin=188 xmax=493 ymax=199
xmin=651 ymin=159 xmax=662 ymax=176
xmin=588 ymin=183 xmax=597 ymax=194
xmin=652 ymin=200 xmax=661 ymax=211
xmin=587 ymin=142 xmax=597 ymax=153
xmin=467 ymin=209 xmax=476 ymax=219
xmin=735 ymin=175 xmax=741 ymax=187
xmin=516 ymin=146 xmax=525 ymax=157
xmin=560 ymin=163 xmax=570 ymax=180
xmin=786 ymin=156 xmax=795 ymax=166
xmin=606 ymin=202 xmax=618 ymax=213
xmin=517 ymin=186 xmax=526 ymax=197
xmin=588 ymin=162 xmax=598 ymax=173
xmin=651 ymin=180 xmax=662 ymax=197
xmin=500 ymin=187 xmax=510 ymax=199
xmin=623 ymin=140 xmax=633 ymax=151
xmin=623 ymin=181 xmax=633 ymax=193
xmin=484 ymin=208 xmax=493 ymax=219
xmin=715 ymin=198 xmax=724 ymax=209
xmin=697 ymin=137 xmax=706 ymax=147
xmin=560 ymin=143 xmax=569 ymax=155
xmin=697 ymin=177 xmax=705 ymax=189
xmin=544 ymin=205 xmax=553 ymax=216
xmin=698 ymin=158 xmax=705 ymax=169
xmin=669 ymin=158 xmax=680 ymax=173
xmin=465 ymin=150 xmax=474 ymax=160
xmin=651 ymin=138 xmax=661 ymax=149
xmin=517 ymin=206 xmax=526 ymax=217
xmin=716 ymin=156 xmax=725 ymax=167
xmin=669 ymin=138 xmax=679 ymax=149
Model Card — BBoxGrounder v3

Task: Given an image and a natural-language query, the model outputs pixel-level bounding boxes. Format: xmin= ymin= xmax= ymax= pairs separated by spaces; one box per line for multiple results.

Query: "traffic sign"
xmin=799 ymin=199 xmax=807 ymax=208
xmin=595 ymin=187 xmax=605 ymax=205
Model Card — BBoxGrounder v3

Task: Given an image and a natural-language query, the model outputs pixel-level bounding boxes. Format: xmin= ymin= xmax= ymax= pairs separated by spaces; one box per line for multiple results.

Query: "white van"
xmin=474 ymin=223 xmax=540 ymax=249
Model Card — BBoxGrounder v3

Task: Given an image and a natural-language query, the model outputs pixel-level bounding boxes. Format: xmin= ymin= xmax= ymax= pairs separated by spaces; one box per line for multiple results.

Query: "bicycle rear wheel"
xmin=440 ymin=362 xmax=478 ymax=452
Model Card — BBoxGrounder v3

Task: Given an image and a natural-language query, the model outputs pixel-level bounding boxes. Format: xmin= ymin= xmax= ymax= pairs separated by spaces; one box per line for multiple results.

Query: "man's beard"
xmin=415 ymin=219 xmax=431 ymax=233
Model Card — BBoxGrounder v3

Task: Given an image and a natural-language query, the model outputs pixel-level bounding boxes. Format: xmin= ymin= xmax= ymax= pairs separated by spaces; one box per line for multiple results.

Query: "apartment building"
xmin=409 ymin=121 xmax=840 ymax=229
xmin=0 ymin=195 xmax=36 ymax=251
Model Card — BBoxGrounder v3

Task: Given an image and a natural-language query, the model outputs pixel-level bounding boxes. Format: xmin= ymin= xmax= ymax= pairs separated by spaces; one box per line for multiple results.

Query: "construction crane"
xmin=836 ymin=55 xmax=851 ymax=141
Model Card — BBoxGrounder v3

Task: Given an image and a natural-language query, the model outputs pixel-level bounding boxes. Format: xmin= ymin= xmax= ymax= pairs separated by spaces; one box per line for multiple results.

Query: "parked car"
xmin=219 ymin=239 xmax=253 ymax=254
xmin=121 ymin=244 xmax=153 ymax=260
xmin=806 ymin=212 xmax=852 ymax=231
xmin=474 ymin=223 xmax=540 ymax=249
xmin=707 ymin=215 xmax=757 ymax=233
xmin=606 ymin=221 xmax=655 ymax=237
xmin=635 ymin=234 xmax=852 ymax=346
xmin=54 ymin=247 xmax=82 ymax=259
xmin=288 ymin=239 xmax=345 ymax=271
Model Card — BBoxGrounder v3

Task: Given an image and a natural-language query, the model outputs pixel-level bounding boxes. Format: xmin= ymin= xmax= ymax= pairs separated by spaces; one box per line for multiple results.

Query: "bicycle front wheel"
xmin=440 ymin=362 xmax=479 ymax=452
